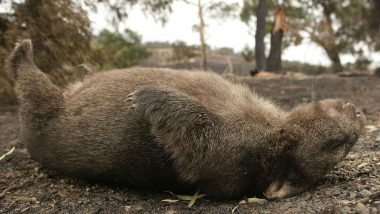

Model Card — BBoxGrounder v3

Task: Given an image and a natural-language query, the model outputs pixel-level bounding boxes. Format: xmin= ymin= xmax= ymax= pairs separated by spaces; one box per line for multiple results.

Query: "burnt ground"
xmin=0 ymin=75 xmax=379 ymax=214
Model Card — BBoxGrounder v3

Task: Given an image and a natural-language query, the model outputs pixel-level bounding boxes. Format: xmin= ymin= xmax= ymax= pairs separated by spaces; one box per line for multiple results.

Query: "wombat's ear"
xmin=326 ymin=107 xmax=340 ymax=118
xmin=276 ymin=126 xmax=301 ymax=151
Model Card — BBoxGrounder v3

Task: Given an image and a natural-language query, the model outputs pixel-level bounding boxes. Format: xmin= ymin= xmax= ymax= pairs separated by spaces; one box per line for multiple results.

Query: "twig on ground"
xmin=0 ymin=178 xmax=32 ymax=199
xmin=0 ymin=146 xmax=15 ymax=161
xmin=0 ymin=184 xmax=21 ymax=199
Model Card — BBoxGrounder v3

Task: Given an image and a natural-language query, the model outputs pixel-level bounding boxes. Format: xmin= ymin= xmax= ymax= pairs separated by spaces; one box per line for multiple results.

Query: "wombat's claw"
xmin=126 ymin=93 xmax=137 ymax=109
xmin=126 ymin=92 xmax=135 ymax=102
xmin=129 ymin=104 xmax=136 ymax=110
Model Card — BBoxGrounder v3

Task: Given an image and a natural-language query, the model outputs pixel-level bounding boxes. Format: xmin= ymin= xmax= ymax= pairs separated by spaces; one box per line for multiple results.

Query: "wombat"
xmin=7 ymin=40 xmax=365 ymax=199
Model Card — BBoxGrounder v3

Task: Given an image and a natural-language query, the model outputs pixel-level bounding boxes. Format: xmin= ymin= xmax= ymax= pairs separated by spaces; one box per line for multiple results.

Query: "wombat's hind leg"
xmin=7 ymin=40 xmax=34 ymax=79
xmin=127 ymin=86 xmax=223 ymax=182
xmin=7 ymin=39 xmax=64 ymax=114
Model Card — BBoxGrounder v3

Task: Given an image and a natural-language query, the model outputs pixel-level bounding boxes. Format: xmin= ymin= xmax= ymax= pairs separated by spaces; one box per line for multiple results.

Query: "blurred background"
xmin=0 ymin=0 xmax=379 ymax=105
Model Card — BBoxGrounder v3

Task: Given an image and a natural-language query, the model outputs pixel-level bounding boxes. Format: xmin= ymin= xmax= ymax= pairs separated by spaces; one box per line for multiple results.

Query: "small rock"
xmin=337 ymin=206 xmax=351 ymax=214
xmin=359 ymin=189 xmax=371 ymax=197
xmin=355 ymin=203 xmax=369 ymax=214
xmin=370 ymin=208 xmax=378 ymax=214
xmin=350 ymin=192 xmax=357 ymax=198
xmin=338 ymin=200 xmax=350 ymax=205
xmin=326 ymin=189 xmax=341 ymax=196
xmin=125 ymin=206 xmax=131 ymax=212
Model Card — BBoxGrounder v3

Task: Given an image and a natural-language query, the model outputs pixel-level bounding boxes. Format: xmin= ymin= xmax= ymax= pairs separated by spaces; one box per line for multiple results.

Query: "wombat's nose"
xmin=355 ymin=109 xmax=361 ymax=117
xmin=355 ymin=108 xmax=364 ymax=118
xmin=354 ymin=107 xmax=366 ymax=127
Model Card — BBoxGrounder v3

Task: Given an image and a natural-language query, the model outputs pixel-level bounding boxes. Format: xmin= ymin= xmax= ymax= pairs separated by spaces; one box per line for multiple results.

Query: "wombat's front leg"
xmin=127 ymin=86 xmax=223 ymax=183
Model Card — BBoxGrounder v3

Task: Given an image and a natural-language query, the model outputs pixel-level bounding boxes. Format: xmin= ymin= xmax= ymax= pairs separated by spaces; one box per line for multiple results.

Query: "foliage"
xmin=93 ymin=29 xmax=151 ymax=69
xmin=206 ymin=1 xmax=240 ymax=20
xmin=241 ymin=45 xmax=254 ymax=63
xmin=215 ymin=47 xmax=234 ymax=55
xmin=85 ymin=0 xmax=174 ymax=26
xmin=0 ymin=0 xmax=93 ymax=105
xmin=171 ymin=41 xmax=197 ymax=63
xmin=0 ymin=0 xmax=93 ymax=78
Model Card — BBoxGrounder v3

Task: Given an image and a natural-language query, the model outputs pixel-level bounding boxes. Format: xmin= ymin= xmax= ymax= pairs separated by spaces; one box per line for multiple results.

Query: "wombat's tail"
xmin=7 ymin=39 xmax=64 ymax=115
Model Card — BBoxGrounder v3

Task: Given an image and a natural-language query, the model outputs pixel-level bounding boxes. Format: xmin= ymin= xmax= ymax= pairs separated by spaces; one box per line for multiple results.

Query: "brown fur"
xmin=8 ymin=40 xmax=366 ymax=199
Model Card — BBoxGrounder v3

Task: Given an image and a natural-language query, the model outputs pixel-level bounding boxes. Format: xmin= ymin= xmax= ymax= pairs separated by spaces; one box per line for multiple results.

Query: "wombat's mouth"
xmin=264 ymin=180 xmax=307 ymax=200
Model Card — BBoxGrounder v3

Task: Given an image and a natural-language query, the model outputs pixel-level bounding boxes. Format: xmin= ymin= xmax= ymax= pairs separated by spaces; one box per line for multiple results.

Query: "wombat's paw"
xmin=125 ymin=85 xmax=172 ymax=116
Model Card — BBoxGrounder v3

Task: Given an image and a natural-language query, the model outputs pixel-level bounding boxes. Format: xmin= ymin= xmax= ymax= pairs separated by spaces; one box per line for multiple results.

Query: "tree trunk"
xmin=267 ymin=30 xmax=283 ymax=72
xmin=327 ymin=51 xmax=343 ymax=72
xmin=198 ymin=0 xmax=208 ymax=71
xmin=255 ymin=0 xmax=267 ymax=71
xmin=319 ymin=2 xmax=343 ymax=72
xmin=267 ymin=7 xmax=285 ymax=72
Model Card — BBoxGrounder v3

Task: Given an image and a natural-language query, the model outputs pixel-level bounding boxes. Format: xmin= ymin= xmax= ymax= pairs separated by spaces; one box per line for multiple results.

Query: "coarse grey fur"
xmin=7 ymin=40 xmax=366 ymax=199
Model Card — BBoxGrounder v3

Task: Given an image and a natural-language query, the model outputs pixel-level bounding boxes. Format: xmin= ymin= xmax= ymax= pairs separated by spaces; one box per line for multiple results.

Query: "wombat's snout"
xmin=351 ymin=104 xmax=366 ymax=126
xmin=342 ymin=102 xmax=366 ymax=125
xmin=345 ymin=102 xmax=363 ymax=118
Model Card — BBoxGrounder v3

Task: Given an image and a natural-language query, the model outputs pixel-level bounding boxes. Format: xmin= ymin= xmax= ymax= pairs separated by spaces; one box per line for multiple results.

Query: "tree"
xmin=292 ymin=0 xmax=375 ymax=72
xmin=0 ymin=0 xmax=92 ymax=105
xmin=241 ymin=0 xmax=379 ymax=72
xmin=171 ymin=41 xmax=197 ymax=64
xmin=241 ymin=0 xmax=288 ymax=72
xmin=283 ymin=0 xmax=380 ymax=72
xmin=7 ymin=0 xmax=93 ymax=83
xmin=93 ymin=29 xmax=151 ymax=69
xmin=184 ymin=0 xmax=239 ymax=71
xmin=368 ymin=0 xmax=380 ymax=50
xmin=303 ymin=1 xmax=345 ymax=72
xmin=197 ymin=0 xmax=208 ymax=70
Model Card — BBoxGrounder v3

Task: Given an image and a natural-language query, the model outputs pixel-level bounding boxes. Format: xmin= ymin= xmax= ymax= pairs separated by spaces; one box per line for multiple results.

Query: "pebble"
xmin=359 ymin=189 xmax=371 ymax=197
xmin=338 ymin=200 xmax=350 ymax=205
xmin=370 ymin=208 xmax=378 ymax=214
xmin=350 ymin=192 xmax=357 ymax=198
xmin=354 ymin=203 xmax=369 ymax=214
xmin=337 ymin=206 xmax=351 ymax=214
xmin=325 ymin=188 xmax=342 ymax=196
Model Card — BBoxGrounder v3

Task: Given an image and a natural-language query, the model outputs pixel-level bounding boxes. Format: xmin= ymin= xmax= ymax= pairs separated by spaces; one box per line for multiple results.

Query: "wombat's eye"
xmin=325 ymin=139 xmax=345 ymax=150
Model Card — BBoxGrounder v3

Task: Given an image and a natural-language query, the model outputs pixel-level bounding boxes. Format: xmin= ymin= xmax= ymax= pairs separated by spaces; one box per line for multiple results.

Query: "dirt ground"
xmin=0 ymin=75 xmax=379 ymax=214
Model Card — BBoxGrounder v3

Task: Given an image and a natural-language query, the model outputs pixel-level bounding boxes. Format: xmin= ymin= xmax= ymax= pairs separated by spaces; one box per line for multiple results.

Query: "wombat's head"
xmin=265 ymin=99 xmax=365 ymax=199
